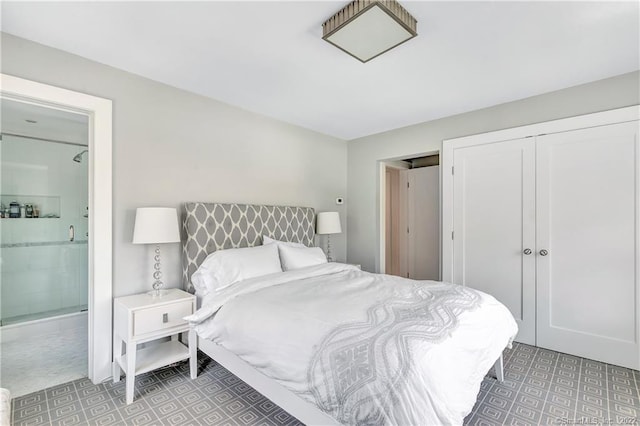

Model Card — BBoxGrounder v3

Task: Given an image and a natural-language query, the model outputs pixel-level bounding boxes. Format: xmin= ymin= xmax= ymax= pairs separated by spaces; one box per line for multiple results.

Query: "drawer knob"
xmin=163 ymin=313 xmax=168 ymax=323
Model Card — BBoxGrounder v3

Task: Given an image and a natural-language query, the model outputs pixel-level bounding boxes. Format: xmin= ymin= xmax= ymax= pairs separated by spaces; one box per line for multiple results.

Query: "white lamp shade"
xmin=132 ymin=207 xmax=180 ymax=244
xmin=316 ymin=212 xmax=342 ymax=235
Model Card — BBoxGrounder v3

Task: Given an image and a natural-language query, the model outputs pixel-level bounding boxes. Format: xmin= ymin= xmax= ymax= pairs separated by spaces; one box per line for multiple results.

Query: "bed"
xmin=181 ymin=202 xmax=517 ymax=425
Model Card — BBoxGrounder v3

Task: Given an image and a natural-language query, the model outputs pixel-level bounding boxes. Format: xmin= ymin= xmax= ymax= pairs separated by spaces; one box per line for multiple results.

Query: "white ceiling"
xmin=2 ymin=1 xmax=638 ymax=140
xmin=1 ymin=99 xmax=88 ymax=146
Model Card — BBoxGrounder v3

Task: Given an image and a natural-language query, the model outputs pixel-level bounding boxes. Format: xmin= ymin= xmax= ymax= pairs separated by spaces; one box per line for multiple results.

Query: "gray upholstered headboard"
xmin=181 ymin=202 xmax=315 ymax=291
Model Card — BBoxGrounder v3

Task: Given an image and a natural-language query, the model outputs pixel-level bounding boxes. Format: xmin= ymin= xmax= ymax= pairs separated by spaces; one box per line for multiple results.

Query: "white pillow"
xmin=191 ymin=244 xmax=282 ymax=296
xmin=262 ymin=235 xmax=306 ymax=248
xmin=278 ymin=245 xmax=327 ymax=271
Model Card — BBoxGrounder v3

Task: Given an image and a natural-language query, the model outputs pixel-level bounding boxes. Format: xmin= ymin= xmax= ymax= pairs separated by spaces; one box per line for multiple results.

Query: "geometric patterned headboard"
xmin=181 ymin=202 xmax=315 ymax=292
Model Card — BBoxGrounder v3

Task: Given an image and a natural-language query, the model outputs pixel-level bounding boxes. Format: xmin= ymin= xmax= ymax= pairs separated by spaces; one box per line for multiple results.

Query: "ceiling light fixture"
xmin=322 ymin=0 xmax=417 ymax=63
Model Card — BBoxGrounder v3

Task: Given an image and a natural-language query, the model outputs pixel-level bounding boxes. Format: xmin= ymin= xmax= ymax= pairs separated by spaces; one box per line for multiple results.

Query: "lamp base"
xmin=147 ymin=289 xmax=170 ymax=298
xmin=326 ymin=234 xmax=334 ymax=262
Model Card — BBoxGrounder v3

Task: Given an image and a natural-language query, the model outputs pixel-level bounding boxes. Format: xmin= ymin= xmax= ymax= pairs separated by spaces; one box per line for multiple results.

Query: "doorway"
xmin=381 ymin=154 xmax=440 ymax=280
xmin=0 ymin=100 xmax=90 ymax=396
xmin=0 ymin=74 xmax=113 ymax=386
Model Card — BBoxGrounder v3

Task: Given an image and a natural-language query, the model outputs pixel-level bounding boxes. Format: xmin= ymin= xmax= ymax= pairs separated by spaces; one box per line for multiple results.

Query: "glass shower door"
xmin=1 ymin=126 xmax=89 ymax=324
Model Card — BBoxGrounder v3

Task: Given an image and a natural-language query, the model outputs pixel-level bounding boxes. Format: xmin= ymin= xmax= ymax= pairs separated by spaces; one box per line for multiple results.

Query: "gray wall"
xmin=347 ymin=71 xmax=640 ymax=272
xmin=1 ymin=33 xmax=348 ymax=297
xmin=4 ymin=33 xmax=638 ymax=287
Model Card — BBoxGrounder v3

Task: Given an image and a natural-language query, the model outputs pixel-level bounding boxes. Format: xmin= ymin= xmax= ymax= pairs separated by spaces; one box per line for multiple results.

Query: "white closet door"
xmin=536 ymin=121 xmax=639 ymax=369
xmin=453 ymin=138 xmax=536 ymax=344
xmin=407 ymin=166 xmax=440 ymax=280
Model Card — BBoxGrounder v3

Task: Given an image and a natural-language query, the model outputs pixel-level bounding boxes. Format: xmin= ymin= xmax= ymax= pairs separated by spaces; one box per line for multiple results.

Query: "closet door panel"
xmin=536 ymin=121 xmax=639 ymax=369
xmin=453 ymin=138 xmax=536 ymax=344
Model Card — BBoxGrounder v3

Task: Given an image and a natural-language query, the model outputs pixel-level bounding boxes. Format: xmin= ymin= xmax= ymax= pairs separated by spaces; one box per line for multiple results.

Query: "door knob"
xmin=540 ymin=249 xmax=549 ymax=256
xmin=523 ymin=248 xmax=532 ymax=255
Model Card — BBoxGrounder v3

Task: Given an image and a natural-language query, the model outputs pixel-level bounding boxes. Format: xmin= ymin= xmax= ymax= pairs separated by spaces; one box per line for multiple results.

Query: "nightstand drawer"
xmin=134 ymin=300 xmax=192 ymax=336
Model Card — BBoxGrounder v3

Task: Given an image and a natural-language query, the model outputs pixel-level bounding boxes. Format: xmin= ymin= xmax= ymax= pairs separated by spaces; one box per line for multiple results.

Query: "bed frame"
xmin=182 ymin=202 xmax=338 ymax=424
xmin=181 ymin=202 xmax=503 ymax=425
xmin=198 ymin=338 xmax=337 ymax=424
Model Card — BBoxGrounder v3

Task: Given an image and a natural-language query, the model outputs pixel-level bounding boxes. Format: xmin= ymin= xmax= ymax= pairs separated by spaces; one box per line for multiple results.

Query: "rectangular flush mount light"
xmin=322 ymin=0 xmax=417 ymax=63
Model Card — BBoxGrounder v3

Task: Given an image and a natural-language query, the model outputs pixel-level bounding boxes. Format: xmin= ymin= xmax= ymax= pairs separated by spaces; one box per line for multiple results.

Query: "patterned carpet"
xmin=464 ymin=343 xmax=640 ymax=425
xmin=11 ymin=343 xmax=640 ymax=425
xmin=11 ymin=353 xmax=302 ymax=426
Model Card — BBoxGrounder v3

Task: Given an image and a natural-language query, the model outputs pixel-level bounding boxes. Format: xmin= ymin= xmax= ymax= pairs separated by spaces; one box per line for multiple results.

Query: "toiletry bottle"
xmin=9 ymin=201 xmax=20 ymax=218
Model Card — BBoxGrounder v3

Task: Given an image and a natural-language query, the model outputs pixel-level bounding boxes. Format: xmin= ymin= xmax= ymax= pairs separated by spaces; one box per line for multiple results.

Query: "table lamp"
xmin=316 ymin=211 xmax=342 ymax=262
xmin=133 ymin=207 xmax=180 ymax=297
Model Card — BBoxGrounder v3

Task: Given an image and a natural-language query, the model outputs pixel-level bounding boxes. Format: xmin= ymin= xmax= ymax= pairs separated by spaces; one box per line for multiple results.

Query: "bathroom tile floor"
xmin=0 ymin=317 xmax=87 ymax=397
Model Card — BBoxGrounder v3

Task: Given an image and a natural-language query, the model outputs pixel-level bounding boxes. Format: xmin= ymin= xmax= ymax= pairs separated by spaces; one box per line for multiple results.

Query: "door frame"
xmin=378 ymin=160 xmax=410 ymax=273
xmin=377 ymin=153 xmax=440 ymax=275
xmin=442 ymin=105 xmax=640 ymax=282
xmin=1 ymin=73 xmax=113 ymax=383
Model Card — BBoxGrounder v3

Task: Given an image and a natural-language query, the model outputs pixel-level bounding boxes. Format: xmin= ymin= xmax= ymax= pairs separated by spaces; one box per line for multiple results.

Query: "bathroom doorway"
xmin=0 ymin=99 xmax=89 ymax=396
xmin=0 ymin=74 xmax=113 ymax=391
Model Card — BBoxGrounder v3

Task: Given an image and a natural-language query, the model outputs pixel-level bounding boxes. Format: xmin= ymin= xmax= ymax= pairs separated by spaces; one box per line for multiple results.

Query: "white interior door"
xmin=453 ymin=138 xmax=536 ymax=344
xmin=407 ymin=166 xmax=440 ymax=280
xmin=399 ymin=169 xmax=409 ymax=278
xmin=385 ymin=167 xmax=402 ymax=276
xmin=385 ymin=168 xmax=393 ymax=274
xmin=536 ymin=121 xmax=639 ymax=369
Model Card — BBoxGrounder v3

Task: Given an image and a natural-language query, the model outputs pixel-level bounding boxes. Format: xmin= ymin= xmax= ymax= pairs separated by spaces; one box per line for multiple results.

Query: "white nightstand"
xmin=113 ymin=288 xmax=197 ymax=404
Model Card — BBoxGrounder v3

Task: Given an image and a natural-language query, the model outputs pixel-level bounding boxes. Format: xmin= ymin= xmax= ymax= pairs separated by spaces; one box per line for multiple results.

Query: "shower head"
xmin=73 ymin=150 xmax=88 ymax=163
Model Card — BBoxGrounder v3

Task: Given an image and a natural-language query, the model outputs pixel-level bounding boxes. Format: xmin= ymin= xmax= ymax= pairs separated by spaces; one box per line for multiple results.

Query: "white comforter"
xmin=186 ymin=263 xmax=517 ymax=426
